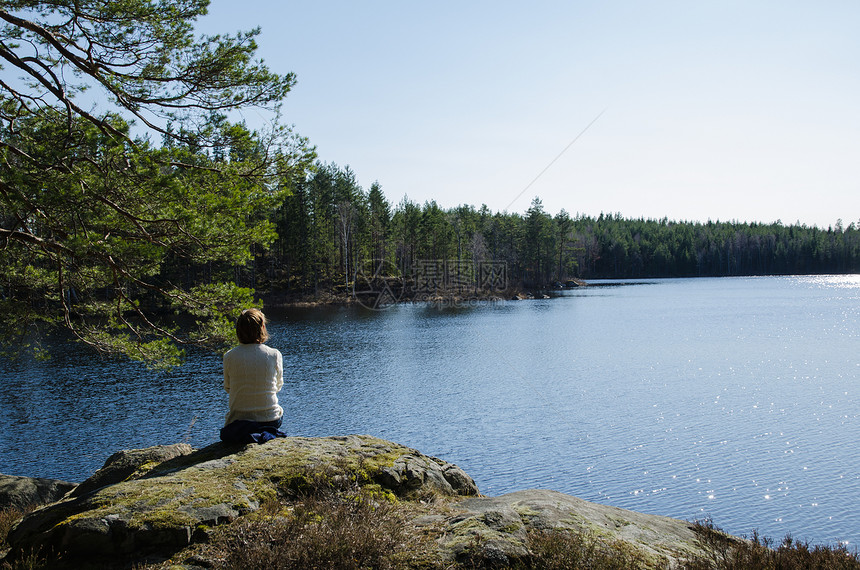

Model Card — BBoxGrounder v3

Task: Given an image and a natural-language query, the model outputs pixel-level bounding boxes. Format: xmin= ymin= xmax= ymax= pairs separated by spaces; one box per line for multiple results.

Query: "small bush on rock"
xmin=686 ymin=520 xmax=860 ymax=570
xmin=514 ymin=528 xmax=647 ymax=569
xmin=0 ymin=508 xmax=23 ymax=549
xmin=215 ymin=492 xmax=419 ymax=570
xmin=1 ymin=507 xmax=54 ymax=570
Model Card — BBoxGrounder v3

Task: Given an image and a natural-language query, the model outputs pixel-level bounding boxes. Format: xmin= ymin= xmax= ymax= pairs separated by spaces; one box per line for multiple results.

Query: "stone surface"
xmin=377 ymin=453 xmax=477 ymax=497
xmin=437 ymin=489 xmax=709 ymax=567
xmin=0 ymin=475 xmax=76 ymax=510
xmin=6 ymin=435 xmax=476 ymax=559
xmin=69 ymin=442 xmax=194 ymax=498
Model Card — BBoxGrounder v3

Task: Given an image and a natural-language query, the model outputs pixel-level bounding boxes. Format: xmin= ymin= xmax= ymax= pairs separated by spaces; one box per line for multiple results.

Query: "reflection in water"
xmin=1 ymin=276 xmax=858 ymax=545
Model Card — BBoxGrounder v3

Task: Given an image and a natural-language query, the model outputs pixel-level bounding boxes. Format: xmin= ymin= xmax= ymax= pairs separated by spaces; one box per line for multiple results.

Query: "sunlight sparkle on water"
xmin=799 ymin=274 xmax=860 ymax=289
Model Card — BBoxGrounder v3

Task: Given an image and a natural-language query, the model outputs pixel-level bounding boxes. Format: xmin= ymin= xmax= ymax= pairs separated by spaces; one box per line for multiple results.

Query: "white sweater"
xmin=223 ymin=343 xmax=284 ymax=425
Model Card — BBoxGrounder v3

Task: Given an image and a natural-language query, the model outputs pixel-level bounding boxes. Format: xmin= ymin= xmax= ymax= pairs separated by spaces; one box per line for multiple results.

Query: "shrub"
xmin=686 ymin=520 xmax=860 ymax=570
xmin=514 ymin=528 xmax=649 ymax=570
xmin=215 ymin=492 xmax=420 ymax=570
xmin=1 ymin=508 xmax=60 ymax=570
xmin=0 ymin=508 xmax=23 ymax=549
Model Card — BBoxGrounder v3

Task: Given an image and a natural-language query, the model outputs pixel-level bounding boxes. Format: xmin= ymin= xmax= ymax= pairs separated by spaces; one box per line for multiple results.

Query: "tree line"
xmin=249 ymin=162 xmax=860 ymax=296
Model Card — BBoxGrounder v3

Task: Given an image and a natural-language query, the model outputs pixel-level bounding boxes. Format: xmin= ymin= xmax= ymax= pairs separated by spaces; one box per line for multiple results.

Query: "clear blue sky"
xmin=199 ymin=1 xmax=860 ymax=228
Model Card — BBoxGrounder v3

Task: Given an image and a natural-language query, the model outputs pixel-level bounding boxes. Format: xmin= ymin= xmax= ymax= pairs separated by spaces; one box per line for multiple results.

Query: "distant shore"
xmin=259 ymin=278 xmax=588 ymax=309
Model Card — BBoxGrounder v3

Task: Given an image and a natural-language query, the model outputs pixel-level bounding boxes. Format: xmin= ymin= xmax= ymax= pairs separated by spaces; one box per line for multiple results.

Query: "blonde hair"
xmin=236 ymin=308 xmax=269 ymax=344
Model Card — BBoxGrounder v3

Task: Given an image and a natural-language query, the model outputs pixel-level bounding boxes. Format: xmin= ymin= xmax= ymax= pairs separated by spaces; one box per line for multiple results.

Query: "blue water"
xmin=1 ymin=276 xmax=858 ymax=546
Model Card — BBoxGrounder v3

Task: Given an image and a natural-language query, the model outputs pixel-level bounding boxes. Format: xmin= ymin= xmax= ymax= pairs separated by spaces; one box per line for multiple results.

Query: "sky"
xmin=198 ymin=1 xmax=860 ymax=228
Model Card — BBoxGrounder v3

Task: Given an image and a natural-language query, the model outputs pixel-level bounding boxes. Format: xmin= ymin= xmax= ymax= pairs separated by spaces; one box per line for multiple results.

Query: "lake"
xmin=1 ymin=275 xmax=858 ymax=546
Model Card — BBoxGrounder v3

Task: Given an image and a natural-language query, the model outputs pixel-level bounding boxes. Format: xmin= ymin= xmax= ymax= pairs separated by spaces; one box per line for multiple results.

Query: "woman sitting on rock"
xmin=220 ymin=308 xmax=285 ymax=443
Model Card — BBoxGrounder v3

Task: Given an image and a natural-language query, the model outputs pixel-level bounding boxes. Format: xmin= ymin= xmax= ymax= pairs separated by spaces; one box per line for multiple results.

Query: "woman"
xmin=222 ymin=308 xmax=284 ymax=431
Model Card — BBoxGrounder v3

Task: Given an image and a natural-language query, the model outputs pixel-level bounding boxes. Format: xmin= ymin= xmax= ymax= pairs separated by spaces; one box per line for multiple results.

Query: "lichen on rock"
xmin=69 ymin=443 xmax=194 ymax=499
xmin=436 ymin=489 xmax=708 ymax=567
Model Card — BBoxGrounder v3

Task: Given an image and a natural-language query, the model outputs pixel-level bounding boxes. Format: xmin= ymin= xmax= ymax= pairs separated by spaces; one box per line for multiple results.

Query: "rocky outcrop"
xmin=3 ymin=436 xmax=723 ymax=568
xmin=6 ymin=435 xmax=476 ymax=560
xmin=0 ymin=475 xmax=76 ymax=510
xmin=438 ymin=490 xmax=708 ymax=567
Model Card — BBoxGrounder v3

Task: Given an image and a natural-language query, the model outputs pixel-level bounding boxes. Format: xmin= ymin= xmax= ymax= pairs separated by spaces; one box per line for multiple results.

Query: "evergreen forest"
xmin=251 ymin=162 xmax=860 ymax=297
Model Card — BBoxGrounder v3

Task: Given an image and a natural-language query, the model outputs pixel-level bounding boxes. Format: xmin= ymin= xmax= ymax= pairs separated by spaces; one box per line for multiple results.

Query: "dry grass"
xmin=0 ymin=508 xmax=23 ymax=550
xmin=207 ymin=462 xmax=442 ymax=570
xmin=212 ymin=513 xmax=650 ymax=570
xmin=685 ymin=519 xmax=860 ymax=570
xmin=509 ymin=528 xmax=651 ymax=570
xmin=211 ymin=493 xmax=432 ymax=570
xmin=1 ymin=507 xmax=54 ymax=570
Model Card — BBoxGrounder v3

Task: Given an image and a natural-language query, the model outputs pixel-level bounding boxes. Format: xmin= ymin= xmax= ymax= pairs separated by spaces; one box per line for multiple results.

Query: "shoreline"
xmin=258 ymin=279 xmax=588 ymax=309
